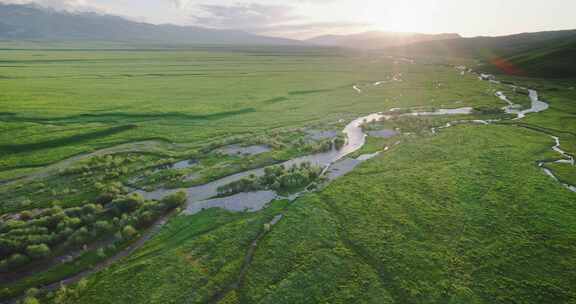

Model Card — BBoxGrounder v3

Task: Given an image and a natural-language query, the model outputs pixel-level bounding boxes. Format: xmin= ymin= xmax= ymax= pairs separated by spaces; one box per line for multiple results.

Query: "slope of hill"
xmin=391 ymin=30 xmax=576 ymax=77
xmin=486 ymin=40 xmax=576 ymax=78
xmin=307 ymin=31 xmax=461 ymax=49
xmin=0 ymin=4 xmax=302 ymax=45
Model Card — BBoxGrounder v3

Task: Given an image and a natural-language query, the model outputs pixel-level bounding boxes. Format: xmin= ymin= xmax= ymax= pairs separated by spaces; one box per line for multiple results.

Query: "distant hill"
xmin=0 ymin=4 xmax=302 ymax=45
xmin=390 ymin=29 xmax=576 ymax=77
xmin=307 ymin=31 xmax=461 ymax=49
xmin=483 ymin=38 xmax=576 ymax=78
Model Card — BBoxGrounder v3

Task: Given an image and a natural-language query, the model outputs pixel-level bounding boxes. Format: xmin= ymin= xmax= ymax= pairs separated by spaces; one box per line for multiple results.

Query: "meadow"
xmin=0 ymin=43 xmax=502 ymax=212
xmin=1 ymin=42 xmax=575 ymax=303
xmin=0 ymin=44 xmax=495 ymax=180
xmin=66 ymin=124 xmax=576 ymax=304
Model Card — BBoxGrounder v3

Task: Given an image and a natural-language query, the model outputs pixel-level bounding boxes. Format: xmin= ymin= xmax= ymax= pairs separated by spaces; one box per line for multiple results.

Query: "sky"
xmin=2 ymin=0 xmax=576 ymax=39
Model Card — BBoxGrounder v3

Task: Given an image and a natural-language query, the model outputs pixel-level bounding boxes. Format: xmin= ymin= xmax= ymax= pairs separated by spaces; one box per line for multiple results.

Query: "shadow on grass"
xmin=0 ymin=108 xmax=257 ymax=124
xmin=0 ymin=125 xmax=137 ymax=154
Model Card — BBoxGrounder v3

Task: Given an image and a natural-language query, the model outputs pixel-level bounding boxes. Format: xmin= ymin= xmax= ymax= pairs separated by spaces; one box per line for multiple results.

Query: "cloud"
xmin=1 ymin=0 xmax=372 ymax=38
xmin=169 ymin=0 xmax=190 ymax=9
xmin=0 ymin=0 xmax=100 ymax=11
xmin=260 ymin=21 xmax=371 ymax=39
xmin=171 ymin=2 xmax=367 ymax=38
xmin=179 ymin=2 xmax=366 ymax=38
xmin=191 ymin=3 xmax=300 ymax=30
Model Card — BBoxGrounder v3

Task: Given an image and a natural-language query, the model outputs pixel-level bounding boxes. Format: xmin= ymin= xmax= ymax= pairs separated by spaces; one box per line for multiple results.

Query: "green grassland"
xmin=1 ymin=43 xmax=575 ymax=304
xmin=70 ymin=200 xmax=290 ymax=304
xmin=0 ymin=45 xmax=496 ymax=179
xmin=0 ymin=43 xmax=506 ymax=214
xmin=65 ymin=124 xmax=576 ymax=304
xmin=496 ymin=75 xmax=576 ymax=182
xmin=244 ymin=125 xmax=576 ymax=304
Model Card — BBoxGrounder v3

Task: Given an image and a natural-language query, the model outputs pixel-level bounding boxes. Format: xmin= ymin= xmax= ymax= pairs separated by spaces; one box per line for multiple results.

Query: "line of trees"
xmin=292 ymin=133 xmax=347 ymax=154
xmin=217 ymin=162 xmax=324 ymax=196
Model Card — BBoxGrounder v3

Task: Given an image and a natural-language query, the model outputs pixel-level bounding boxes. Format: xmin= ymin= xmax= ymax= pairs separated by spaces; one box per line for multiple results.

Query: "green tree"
xmin=19 ymin=211 xmax=33 ymax=221
xmin=26 ymin=244 xmax=51 ymax=259
xmin=22 ymin=296 xmax=40 ymax=304
xmin=122 ymin=225 xmax=138 ymax=240
xmin=69 ymin=227 xmax=90 ymax=245
xmin=81 ymin=203 xmax=101 ymax=215
xmin=160 ymin=191 xmax=188 ymax=209
xmin=93 ymin=220 xmax=112 ymax=234
xmin=5 ymin=253 xmax=31 ymax=269
xmin=111 ymin=193 xmax=144 ymax=213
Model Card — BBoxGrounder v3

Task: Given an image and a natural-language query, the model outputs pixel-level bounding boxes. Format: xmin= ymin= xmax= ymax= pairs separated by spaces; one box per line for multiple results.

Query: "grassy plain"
xmin=244 ymin=125 xmax=576 ymax=303
xmin=1 ymin=43 xmax=575 ymax=304
xmin=0 ymin=44 xmax=494 ymax=176
xmin=67 ymin=124 xmax=576 ymax=304
xmin=0 ymin=43 xmax=502 ymax=212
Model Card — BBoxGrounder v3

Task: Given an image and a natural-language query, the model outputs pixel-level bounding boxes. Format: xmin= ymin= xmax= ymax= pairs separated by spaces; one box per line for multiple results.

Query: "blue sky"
xmin=2 ymin=0 xmax=576 ymax=38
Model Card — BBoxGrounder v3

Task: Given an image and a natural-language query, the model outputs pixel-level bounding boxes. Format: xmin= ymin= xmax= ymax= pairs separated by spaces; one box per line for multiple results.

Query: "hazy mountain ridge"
xmin=391 ymin=29 xmax=576 ymax=77
xmin=0 ymin=3 xmax=303 ymax=45
xmin=394 ymin=30 xmax=576 ymax=56
xmin=1 ymin=3 xmax=574 ymax=77
xmin=307 ymin=31 xmax=462 ymax=49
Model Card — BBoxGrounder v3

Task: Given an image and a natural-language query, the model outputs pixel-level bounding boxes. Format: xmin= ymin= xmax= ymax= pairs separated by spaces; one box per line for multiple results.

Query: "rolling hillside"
xmin=391 ymin=30 xmax=576 ymax=77
xmin=486 ymin=39 xmax=576 ymax=77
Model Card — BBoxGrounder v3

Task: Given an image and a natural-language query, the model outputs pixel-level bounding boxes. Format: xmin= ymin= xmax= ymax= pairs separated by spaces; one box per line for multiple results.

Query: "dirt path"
xmin=208 ymin=214 xmax=284 ymax=304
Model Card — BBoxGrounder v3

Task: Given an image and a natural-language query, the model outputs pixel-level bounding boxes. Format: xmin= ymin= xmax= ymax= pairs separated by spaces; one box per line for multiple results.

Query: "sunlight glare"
xmin=362 ymin=0 xmax=439 ymax=33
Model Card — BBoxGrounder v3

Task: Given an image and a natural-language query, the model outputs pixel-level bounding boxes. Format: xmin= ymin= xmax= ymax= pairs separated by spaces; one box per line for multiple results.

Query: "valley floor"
xmin=0 ymin=44 xmax=575 ymax=304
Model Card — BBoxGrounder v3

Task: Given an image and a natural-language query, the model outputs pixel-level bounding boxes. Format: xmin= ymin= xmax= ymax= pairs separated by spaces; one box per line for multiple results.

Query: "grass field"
xmin=66 ymin=124 xmax=576 ymax=304
xmin=1 ymin=43 xmax=575 ymax=304
xmin=0 ymin=44 xmax=496 ymax=178
xmin=0 ymin=43 xmax=504 ymax=212
xmin=244 ymin=125 xmax=576 ymax=304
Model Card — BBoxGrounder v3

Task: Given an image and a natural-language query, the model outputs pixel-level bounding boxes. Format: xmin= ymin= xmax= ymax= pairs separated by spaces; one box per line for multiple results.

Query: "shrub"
xmin=22 ymin=297 xmax=40 ymax=304
xmin=160 ymin=191 xmax=187 ymax=210
xmin=81 ymin=204 xmax=101 ymax=215
xmin=217 ymin=162 xmax=323 ymax=196
xmin=25 ymin=288 xmax=39 ymax=298
xmin=122 ymin=225 xmax=138 ymax=240
xmin=95 ymin=192 xmax=115 ymax=205
xmin=64 ymin=207 xmax=83 ymax=218
xmin=57 ymin=217 xmax=82 ymax=231
xmin=43 ymin=212 xmax=67 ymax=230
xmin=69 ymin=227 xmax=90 ymax=246
xmin=135 ymin=211 xmax=155 ymax=227
xmin=111 ymin=193 xmax=144 ymax=214
xmin=93 ymin=220 xmax=112 ymax=235
xmin=334 ymin=134 xmax=346 ymax=149
xmin=23 ymin=288 xmax=40 ymax=304
xmin=19 ymin=211 xmax=34 ymax=221
xmin=96 ymin=248 xmax=106 ymax=258
xmin=26 ymin=244 xmax=51 ymax=259
xmin=0 ymin=238 xmax=19 ymax=259
xmin=3 ymin=220 xmax=26 ymax=231
xmin=3 ymin=253 xmax=31 ymax=270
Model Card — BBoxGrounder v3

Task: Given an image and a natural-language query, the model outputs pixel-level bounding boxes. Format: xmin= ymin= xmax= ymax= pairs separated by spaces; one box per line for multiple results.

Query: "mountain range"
xmin=0 ymin=4 xmax=301 ymax=45
xmin=307 ymin=31 xmax=462 ymax=49
xmin=1 ymin=3 xmax=575 ymax=77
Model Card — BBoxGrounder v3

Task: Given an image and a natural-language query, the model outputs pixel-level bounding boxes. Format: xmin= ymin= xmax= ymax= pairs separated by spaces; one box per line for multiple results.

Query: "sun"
xmin=362 ymin=0 xmax=439 ymax=33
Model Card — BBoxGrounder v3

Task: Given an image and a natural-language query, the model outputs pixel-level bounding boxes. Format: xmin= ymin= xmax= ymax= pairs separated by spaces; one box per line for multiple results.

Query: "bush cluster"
xmin=0 ymin=191 xmax=186 ymax=272
xmin=217 ymin=162 xmax=323 ymax=196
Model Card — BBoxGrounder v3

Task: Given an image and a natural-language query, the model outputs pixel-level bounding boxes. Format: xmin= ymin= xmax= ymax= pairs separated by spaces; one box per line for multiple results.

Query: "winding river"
xmin=135 ymin=106 xmax=479 ymax=215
